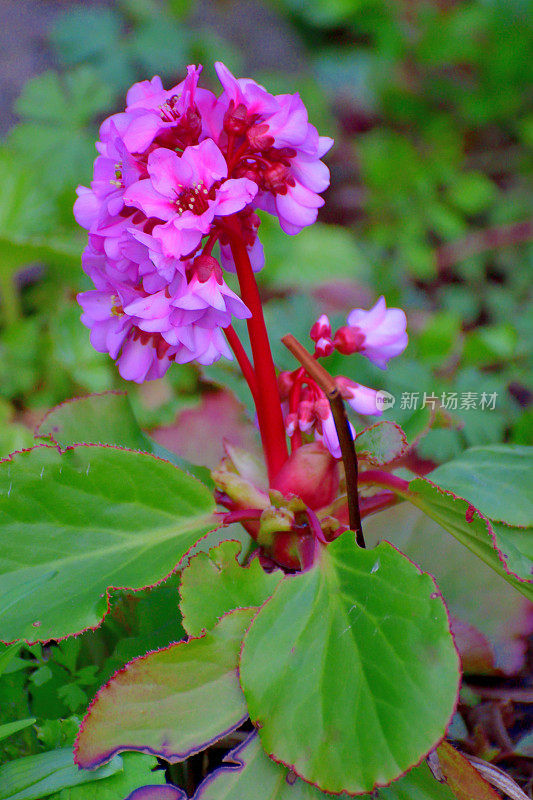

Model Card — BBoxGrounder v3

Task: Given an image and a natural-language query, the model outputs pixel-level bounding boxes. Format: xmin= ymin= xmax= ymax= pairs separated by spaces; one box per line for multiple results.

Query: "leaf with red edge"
xmin=355 ymin=421 xmax=408 ymax=466
xmin=428 ymin=445 xmax=533 ymax=527
xmin=192 ymin=726 xmax=457 ymax=799
xmin=239 ymin=533 xmax=460 ymax=795
xmin=36 ymin=391 xmax=211 ymax=484
xmin=364 ymin=503 xmax=533 ymax=675
xmin=126 ymin=788 xmax=186 ymax=800
xmin=436 ymin=742 xmax=501 ymax=800
xmin=179 ymin=540 xmax=282 ymax=636
xmin=75 ymin=609 xmax=252 ymax=770
xmin=37 ymin=392 xmax=148 ymax=451
xmin=0 ymin=444 xmax=215 ymax=643
xmin=406 ymin=478 xmax=533 ymax=599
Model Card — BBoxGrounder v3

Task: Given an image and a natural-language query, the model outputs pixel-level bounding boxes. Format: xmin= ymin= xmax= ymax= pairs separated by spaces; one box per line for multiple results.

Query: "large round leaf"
xmin=240 ymin=534 xmax=460 ymax=795
xmin=75 ymin=610 xmax=252 ymax=769
xmin=0 ymin=445 xmax=215 ymax=642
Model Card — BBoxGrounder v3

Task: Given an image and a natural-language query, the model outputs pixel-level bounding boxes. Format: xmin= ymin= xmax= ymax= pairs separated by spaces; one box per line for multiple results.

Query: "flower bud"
xmin=247 ymin=122 xmax=275 ymax=151
xmin=223 ymin=102 xmax=249 ymax=135
xmin=277 ymin=370 xmax=294 ymax=400
xmin=270 ymin=530 xmax=317 ymax=571
xmin=310 ymin=314 xmax=331 ymax=343
xmin=271 ymin=442 xmax=339 ymax=510
xmin=193 ymin=254 xmax=223 ymax=284
xmin=333 ymin=325 xmax=365 ymax=355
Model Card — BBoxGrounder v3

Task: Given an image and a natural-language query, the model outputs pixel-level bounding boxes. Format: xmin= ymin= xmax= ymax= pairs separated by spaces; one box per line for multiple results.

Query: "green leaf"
xmin=179 ymin=540 xmax=282 ymax=636
xmin=363 ymin=503 xmax=532 ymax=675
xmin=75 ymin=609 xmax=252 ymax=769
xmin=37 ymin=393 xmax=148 ymax=451
xmin=9 ymin=67 xmax=113 ymax=191
xmin=194 ymin=732 xmax=329 ymax=799
xmin=427 ymin=445 xmax=533 ymax=526
xmin=50 ymin=8 xmax=123 ymax=66
xmin=0 ymin=422 xmax=35 ymax=459
xmin=406 ymin=479 xmax=533 ymax=598
xmin=0 ymin=643 xmax=22 ymax=676
xmin=192 ymin=732 xmax=456 ymax=800
xmin=37 ymin=392 xmax=212 ymax=485
xmin=0 ymin=719 xmax=36 ymax=743
xmin=48 ymin=753 xmax=166 ymax=800
xmin=0 ymin=748 xmax=122 ymax=800
xmin=0 ymin=445 xmax=215 ymax=642
xmin=355 ymin=421 xmax=408 ymax=465
xmin=240 ymin=534 xmax=460 ymax=794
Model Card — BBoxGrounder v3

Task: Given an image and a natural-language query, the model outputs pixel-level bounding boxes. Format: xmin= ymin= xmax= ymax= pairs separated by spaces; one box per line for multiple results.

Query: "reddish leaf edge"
xmin=237 ymin=539 xmax=462 ymax=797
xmin=192 ymin=731 xmax=262 ymax=798
xmin=126 ymin=786 xmax=186 ymax=800
xmin=407 ymin=477 xmax=532 ymax=584
xmin=355 ymin=421 xmax=409 ymax=466
xmin=0 ymin=442 xmax=217 ymax=647
xmin=124 ymin=733 xmax=267 ymax=800
xmin=74 ymin=606 xmax=255 ymax=770
xmin=34 ymin=390 xmax=131 ymax=441
xmin=178 ymin=539 xmax=281 ymax=637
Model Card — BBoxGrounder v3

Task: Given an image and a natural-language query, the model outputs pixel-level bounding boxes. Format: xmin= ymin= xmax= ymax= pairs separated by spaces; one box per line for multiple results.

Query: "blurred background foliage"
xmin=0 ymin=0 xmax=531 ymax=464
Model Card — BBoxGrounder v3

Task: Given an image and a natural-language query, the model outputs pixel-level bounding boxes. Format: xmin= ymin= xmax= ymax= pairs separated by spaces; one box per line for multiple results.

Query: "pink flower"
xmin=75 ymin=63 xmax=335 ymax=384
xmin=124 ymin=140 xmax=257 ymax=258
xmin=99 ymin=66 xmax=214 ymax=155
xmin=168 ymin=255 xmax=251 ymax=329
xmin=334 ymin=296 xmax=408 ymax=369
xmin=335 ymin=377 xmax=383 ymax=416
xmin=215 ymin=62 xmax=332 ymax=234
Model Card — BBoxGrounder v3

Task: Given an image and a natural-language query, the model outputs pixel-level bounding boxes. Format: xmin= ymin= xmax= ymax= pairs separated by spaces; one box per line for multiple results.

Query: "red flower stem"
xmin=223 ymin=325 xmax=259 ymax=405
xmin=227 ymin=218 xmax=288 ymax=482
xmin=222 ymin=508 xmax=263 ymax=525
xmin=360 ymin=491 xmax=400 ymax=519
xmin=288 ymin=374 xmax=303 ymax=451
xmin=202 ymin=229 xmax=220 ymax=257
xmin=358 ymin=470 xmax=410 ymax=494
xmin=227 ymin=141 xmax=250 ymax=173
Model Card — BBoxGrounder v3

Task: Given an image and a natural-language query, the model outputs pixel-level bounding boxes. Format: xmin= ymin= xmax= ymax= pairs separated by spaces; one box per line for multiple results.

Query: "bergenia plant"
xmin=1 ymin=63 xmax=531 ymax=800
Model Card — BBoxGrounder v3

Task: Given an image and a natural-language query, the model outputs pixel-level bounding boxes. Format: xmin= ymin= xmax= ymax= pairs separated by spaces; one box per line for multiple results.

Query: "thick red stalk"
xmin=227 ymin=219 xmax=288 ymax=482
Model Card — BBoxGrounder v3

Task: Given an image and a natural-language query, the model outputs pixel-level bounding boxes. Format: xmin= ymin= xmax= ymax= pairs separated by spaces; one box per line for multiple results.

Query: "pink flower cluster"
xmin=75 ymin=63 xmax=332 ymax=382
xmin=280 ymin=298 xmax=408 ymax=458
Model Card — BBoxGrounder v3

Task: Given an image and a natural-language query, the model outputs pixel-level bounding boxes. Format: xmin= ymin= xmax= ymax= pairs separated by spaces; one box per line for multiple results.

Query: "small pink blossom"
xmin=124 ymin=140 xmax=257 ymax=258
xmin=168 ymin=255 xmax=251 ymax=329
xmin=334 ymin=296 xmax=408 ymax=369
xmin=336 ymin=377 xmax=383 ymax=416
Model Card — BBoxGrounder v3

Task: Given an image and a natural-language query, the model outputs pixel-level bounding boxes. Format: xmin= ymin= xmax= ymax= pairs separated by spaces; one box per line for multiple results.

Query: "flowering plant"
xmin=0 ymin=63 xmax=531 ymax=800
